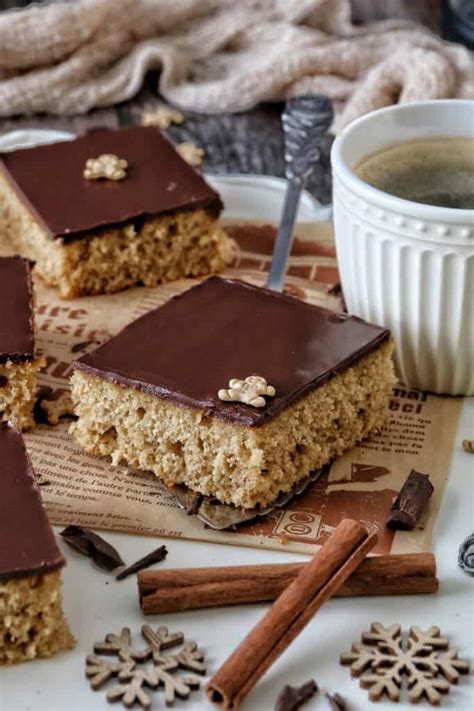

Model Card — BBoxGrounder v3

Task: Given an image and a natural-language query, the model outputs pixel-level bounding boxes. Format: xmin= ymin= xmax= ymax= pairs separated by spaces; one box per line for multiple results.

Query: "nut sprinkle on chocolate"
xmin=176 ymin=141 xmax=205 ymax=167
xmin=218 ymin=375 xmax=276 ymax=408
xmin=60 ymin=525 xmax=124 ymax=571
xmin=274 ymin=680 xmax=318 ymax=711
xmin=84 ymin=153 xmax=128 ymax=181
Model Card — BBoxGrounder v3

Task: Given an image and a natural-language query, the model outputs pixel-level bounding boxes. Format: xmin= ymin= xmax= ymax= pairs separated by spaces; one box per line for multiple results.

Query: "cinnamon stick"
xmin=138 ymin=553 xmax=438 ymax=615
xmin=206 ymin=519 xmax=377 ymax=710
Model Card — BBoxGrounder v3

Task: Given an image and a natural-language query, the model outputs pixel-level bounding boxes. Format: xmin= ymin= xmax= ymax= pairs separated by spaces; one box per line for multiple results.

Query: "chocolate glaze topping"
xmin=0 ymin=256 xmax=34 ymax=362
xmin=0 ymin=126 xmax=222 ymax=242
xmin=75 ymin=277 xmax=391 ymax=427
xmin=0 ymin=422 xmax=64 ymax=580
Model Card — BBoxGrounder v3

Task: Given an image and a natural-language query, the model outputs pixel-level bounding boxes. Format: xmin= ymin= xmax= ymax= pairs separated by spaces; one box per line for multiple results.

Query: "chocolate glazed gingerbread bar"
xmin=0 ymin=126 xmax=235 ymax=298
xmin=0 ymin=422 xmax=74 ymax=665
xmin=0 ymin=256 xmax=44 ymax=430
xmin=71 ymin=277 xmax=395 ymax=510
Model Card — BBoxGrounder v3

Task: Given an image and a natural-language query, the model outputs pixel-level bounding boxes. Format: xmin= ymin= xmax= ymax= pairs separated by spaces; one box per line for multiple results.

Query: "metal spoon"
xmin=267 ymin=96 xmax=333 ymax=292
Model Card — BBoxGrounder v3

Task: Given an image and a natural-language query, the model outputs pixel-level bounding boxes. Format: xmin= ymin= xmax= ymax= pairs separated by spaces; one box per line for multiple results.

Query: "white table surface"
xmin=0 ymin=147 xmax=472 ymax=711
xmin=1 ymin=399 xmax=472 ymax=711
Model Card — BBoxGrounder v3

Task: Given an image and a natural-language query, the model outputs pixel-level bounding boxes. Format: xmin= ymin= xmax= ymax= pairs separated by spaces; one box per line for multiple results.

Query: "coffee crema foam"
xmin=354 ymin=136 xmax=474 ymax=209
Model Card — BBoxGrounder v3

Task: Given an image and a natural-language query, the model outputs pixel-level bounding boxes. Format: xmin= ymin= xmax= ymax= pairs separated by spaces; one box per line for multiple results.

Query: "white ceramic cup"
xmin=331 ymin=100 xmax=474 ymax=396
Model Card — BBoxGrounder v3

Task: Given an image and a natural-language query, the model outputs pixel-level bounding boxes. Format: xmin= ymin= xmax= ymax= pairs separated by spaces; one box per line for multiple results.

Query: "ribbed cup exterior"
xmin=332 ymin=174 xmax=474 ymax=395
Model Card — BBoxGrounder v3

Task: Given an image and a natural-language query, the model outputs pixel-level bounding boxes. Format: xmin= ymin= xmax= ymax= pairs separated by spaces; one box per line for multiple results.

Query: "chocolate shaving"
xmin=60 ymin=525 xmax=124 ymax=571
xmin=186 ymin=493 xmax=203 ymax=516
xmin=274 ymin=680 xmax=318 ymax=711
xmin=116 ymin=545 xmax=168 ymax=581
xmin=326 ymin=691 xmax=349 ymax=710
xmin=387 ymin=470 xmax=434 ymax=531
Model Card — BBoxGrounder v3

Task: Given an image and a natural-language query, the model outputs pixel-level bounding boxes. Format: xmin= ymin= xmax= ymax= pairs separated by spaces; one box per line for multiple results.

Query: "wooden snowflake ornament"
xmin=93 ymin=627 xmax=149 ymax=662
xmin=86 ymin=625 xmax=205 ymax=709
xmin=341 ymin=622 xmax=470 ymax=706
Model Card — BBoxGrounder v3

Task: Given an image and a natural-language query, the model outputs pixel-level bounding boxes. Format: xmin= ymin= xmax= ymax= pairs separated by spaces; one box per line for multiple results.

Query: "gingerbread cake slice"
xmin=0 ymin=126 xmax=235 ymax=298
xmin=71 ymin=277 xmax=395 ymax=509
xmin=0 ymin=256 xmax=44 ymax=430
xmin=0 ymin=422 xmax=74 ymax=665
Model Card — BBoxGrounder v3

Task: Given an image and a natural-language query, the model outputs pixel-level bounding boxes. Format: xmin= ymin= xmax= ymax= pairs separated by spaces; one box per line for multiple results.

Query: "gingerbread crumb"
xmin=142 ymin=105 xmax=184 ymax=129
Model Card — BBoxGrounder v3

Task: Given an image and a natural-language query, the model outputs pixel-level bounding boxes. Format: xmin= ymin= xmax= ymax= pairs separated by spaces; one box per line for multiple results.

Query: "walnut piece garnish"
xmin=84 ymin=154 xmax=128 ymax=181
xmin=218 ymin=376 xmax=276 ymax=408
xmin=462 ymin=439 xmax=474 ymax=453
xmin=176 ymin=142 xmax=205 ymax=167
xmin=142 ymin=105 xmax=184 ymax=129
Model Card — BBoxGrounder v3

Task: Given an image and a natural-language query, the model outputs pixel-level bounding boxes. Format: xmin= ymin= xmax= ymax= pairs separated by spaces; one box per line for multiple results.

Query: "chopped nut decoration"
xmin=142 ymin=104 xmax=184 ymax=129
xmin=176 ymin=142 xmax=205 ymax=167
xmin=218 ymin=375 xmax=276 ymax=408
xmin=462 ymin=439 xmax=474 ymax=453
xmin=84 ymin=154 xmax=128 ymax=181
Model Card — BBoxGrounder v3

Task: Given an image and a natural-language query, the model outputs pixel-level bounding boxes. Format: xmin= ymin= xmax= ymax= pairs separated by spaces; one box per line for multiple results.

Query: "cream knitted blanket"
xmin=0 ymin=0 xmax=472 ymax=129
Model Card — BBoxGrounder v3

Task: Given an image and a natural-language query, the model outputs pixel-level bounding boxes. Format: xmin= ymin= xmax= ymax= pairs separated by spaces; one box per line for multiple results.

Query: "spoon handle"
xmin=267 ymin=96 xmax=333 ymax=292
xmin=266 ymin=180 xmax=303 ymax=292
